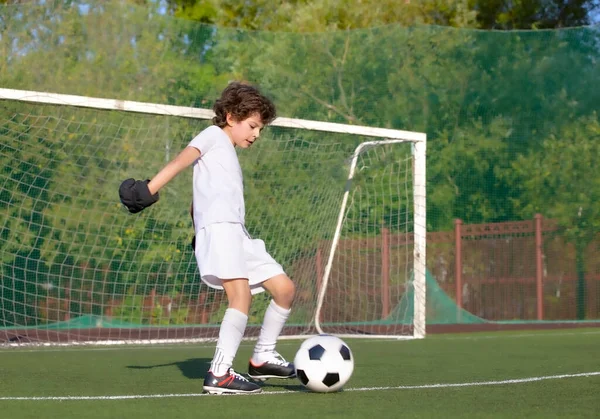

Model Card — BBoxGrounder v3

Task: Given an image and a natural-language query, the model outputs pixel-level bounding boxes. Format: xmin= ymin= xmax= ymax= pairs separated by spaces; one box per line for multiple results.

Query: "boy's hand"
xmin=119 ymin=178 xmax=159 ymax=213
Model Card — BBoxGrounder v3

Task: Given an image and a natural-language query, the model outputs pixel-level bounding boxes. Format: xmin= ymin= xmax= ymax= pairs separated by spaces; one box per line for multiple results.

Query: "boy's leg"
xmin=203 ymin=278 xmax=261 ymax=394
xmin=209 ymin=307 xmax=247 ymax=376
xmin=252 ymin=299 xmax=290 ymax=359
xmin=248 ymin=274 xmax=296 ymax=380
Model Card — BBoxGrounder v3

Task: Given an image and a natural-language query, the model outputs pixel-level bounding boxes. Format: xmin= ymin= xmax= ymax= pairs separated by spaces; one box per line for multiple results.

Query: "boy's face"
xmin=225 ymin=112 xmax=264 ymax=148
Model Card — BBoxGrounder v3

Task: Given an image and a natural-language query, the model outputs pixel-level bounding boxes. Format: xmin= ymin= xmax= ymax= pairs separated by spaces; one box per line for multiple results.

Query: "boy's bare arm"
xmin=148 ymin=146 xmax=201 ymax=195
xmin=119 ymin=146 xmax=201 ymax=214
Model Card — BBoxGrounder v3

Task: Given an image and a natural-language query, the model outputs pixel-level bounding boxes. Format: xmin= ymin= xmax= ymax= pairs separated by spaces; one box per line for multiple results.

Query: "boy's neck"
xmin=219 ymin=125 xmax=236 ymax=147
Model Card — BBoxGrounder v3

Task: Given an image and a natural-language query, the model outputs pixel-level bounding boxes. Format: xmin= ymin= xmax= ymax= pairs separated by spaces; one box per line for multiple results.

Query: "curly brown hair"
xmin=212 ymin=81 xmax=277 ymax=128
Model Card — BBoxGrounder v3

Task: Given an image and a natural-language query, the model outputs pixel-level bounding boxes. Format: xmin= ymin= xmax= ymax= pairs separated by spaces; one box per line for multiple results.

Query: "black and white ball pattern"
xmin=294 ymin=334 xmax=354 ymax=392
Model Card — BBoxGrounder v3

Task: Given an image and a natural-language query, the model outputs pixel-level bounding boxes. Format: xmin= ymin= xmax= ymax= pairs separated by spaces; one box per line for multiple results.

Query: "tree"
xmin=512 ymin=114 xmax=600 ymax=319
xmin=164 ymin=0 xmax=478 ymax=30
xmin=0 ymin=0 xmax=225 ymax=323
xmin=2 ymin=0 xmax=599 ymax=324
xmin=470 ymin=0 xmax=599 ymax=29
xmin=163 ymin=0 xmax=599 ymax=30
xmin=158 ymin=0 xmax=600 ymax=230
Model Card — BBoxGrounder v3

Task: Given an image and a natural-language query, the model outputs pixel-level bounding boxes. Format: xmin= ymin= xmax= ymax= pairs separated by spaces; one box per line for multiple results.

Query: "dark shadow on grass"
xmin=127 ymin=360 xmax=309 ymax=393
xmin=259 ymin=381 xmax=307 ymax=392
xmin=126 ymin=358 xmax=212 ymax=380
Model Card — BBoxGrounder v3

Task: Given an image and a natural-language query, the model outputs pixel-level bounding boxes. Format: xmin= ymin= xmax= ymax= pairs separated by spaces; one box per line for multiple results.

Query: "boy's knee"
xmin=278 ymin=276 xmax=296 ymax=308
xmin=282 ymin=277 xmax=296 ymax=299
xmin=266 ymin=274 xmax=295 ymax=308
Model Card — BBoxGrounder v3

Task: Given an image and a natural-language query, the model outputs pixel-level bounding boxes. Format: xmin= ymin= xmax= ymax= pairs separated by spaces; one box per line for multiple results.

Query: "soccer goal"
xmin=0 ymin=88 xmax=426 ymax=346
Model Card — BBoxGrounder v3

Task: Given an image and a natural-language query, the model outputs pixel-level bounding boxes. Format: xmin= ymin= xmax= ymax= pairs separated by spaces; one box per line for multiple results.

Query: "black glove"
xmin=119 ymin=178 xmax=159 ymax=214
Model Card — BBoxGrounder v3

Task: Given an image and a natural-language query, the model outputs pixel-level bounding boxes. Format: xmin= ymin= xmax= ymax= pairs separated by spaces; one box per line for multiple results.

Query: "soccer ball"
xmin=293 ymin=334 xmax=354 ymax=393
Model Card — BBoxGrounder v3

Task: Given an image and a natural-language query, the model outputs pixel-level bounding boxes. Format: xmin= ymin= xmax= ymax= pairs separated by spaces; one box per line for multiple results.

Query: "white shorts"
xmin=194 ymin=222 xmax=285 ymax=295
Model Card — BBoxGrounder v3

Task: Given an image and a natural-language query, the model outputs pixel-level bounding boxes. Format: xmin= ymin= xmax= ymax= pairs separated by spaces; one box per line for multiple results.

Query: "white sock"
xmin=252 ymin=300 xmax=291 ymax=364
xmin=210 ymin=308 xmax=248 ymax=376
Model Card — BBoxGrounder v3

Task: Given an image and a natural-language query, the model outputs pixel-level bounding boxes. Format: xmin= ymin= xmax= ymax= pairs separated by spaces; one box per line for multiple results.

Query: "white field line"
xmin=0 ymin=372 xmax=598 ymax=401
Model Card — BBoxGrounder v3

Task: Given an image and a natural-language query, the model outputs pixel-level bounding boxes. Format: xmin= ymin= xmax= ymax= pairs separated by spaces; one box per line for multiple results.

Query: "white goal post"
xmin=315 ymin=139 xmax=426 ymax=339
xmin=0 ymin=88 xmax=426 ymax=345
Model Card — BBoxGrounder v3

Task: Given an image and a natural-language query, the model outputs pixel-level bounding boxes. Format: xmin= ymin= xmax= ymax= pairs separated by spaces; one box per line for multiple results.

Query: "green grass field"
xmin=1 ymin=328 xmax=599 ymax=418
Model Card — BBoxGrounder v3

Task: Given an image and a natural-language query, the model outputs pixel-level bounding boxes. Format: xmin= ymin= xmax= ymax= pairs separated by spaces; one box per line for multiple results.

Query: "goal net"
xmin=0 ymin=89 xmax=426 ymax=346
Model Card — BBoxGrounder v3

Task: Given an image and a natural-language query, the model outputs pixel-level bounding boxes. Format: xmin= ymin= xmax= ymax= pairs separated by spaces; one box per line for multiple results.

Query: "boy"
xmin=119 ymin=82 xmax=296 ymax=394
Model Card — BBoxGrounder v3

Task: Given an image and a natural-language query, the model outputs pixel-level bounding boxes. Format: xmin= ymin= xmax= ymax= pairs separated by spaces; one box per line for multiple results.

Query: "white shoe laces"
xmin=265 ymin=351 xmax=289 ymax=366
xmin=228 ymin=368 xmax=249 ymax=382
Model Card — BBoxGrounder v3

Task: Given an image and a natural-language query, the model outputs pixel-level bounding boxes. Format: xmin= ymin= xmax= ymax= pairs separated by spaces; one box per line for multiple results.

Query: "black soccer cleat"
xmin=203 ymin=368 xmax=262 ymax=395
xmin=248 ymin=352 xmax=296 ymax=381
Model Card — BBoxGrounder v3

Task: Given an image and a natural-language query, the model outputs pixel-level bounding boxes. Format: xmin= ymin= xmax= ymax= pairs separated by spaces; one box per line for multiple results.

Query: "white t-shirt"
xmin=188 ymin=125 xmax=245 ymax=230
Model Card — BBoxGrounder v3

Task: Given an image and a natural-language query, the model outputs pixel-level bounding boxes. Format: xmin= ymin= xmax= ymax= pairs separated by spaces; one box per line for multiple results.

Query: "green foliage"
xmin=512 ymin=113 xmax=600 ymax=245
xmin=165 ymin=0 xmax=476 ymax=30
xmin=208 ymin=293 xmax=271 ymax=324
xmin=111 ymin=290 xmax=190 ymax=325
xmin=0 ymin=0 xmax=225 ymax=104
xmin=1 ymin=0 xmax=599 ymax=325
xmin=164 ymin=0 xmax=598 ymax=30
xmin=512 ymin=112 xmax=600 ymax=319
xmin=241 ymin=130 xmax=354 ymax=264
xmin=470 ymin=0 xmax=599 ymax=29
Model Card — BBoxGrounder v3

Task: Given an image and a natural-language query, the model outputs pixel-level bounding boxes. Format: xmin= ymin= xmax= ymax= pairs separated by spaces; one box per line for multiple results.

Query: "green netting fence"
xmin=0 ymin=0 xmax=599 ymax=340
